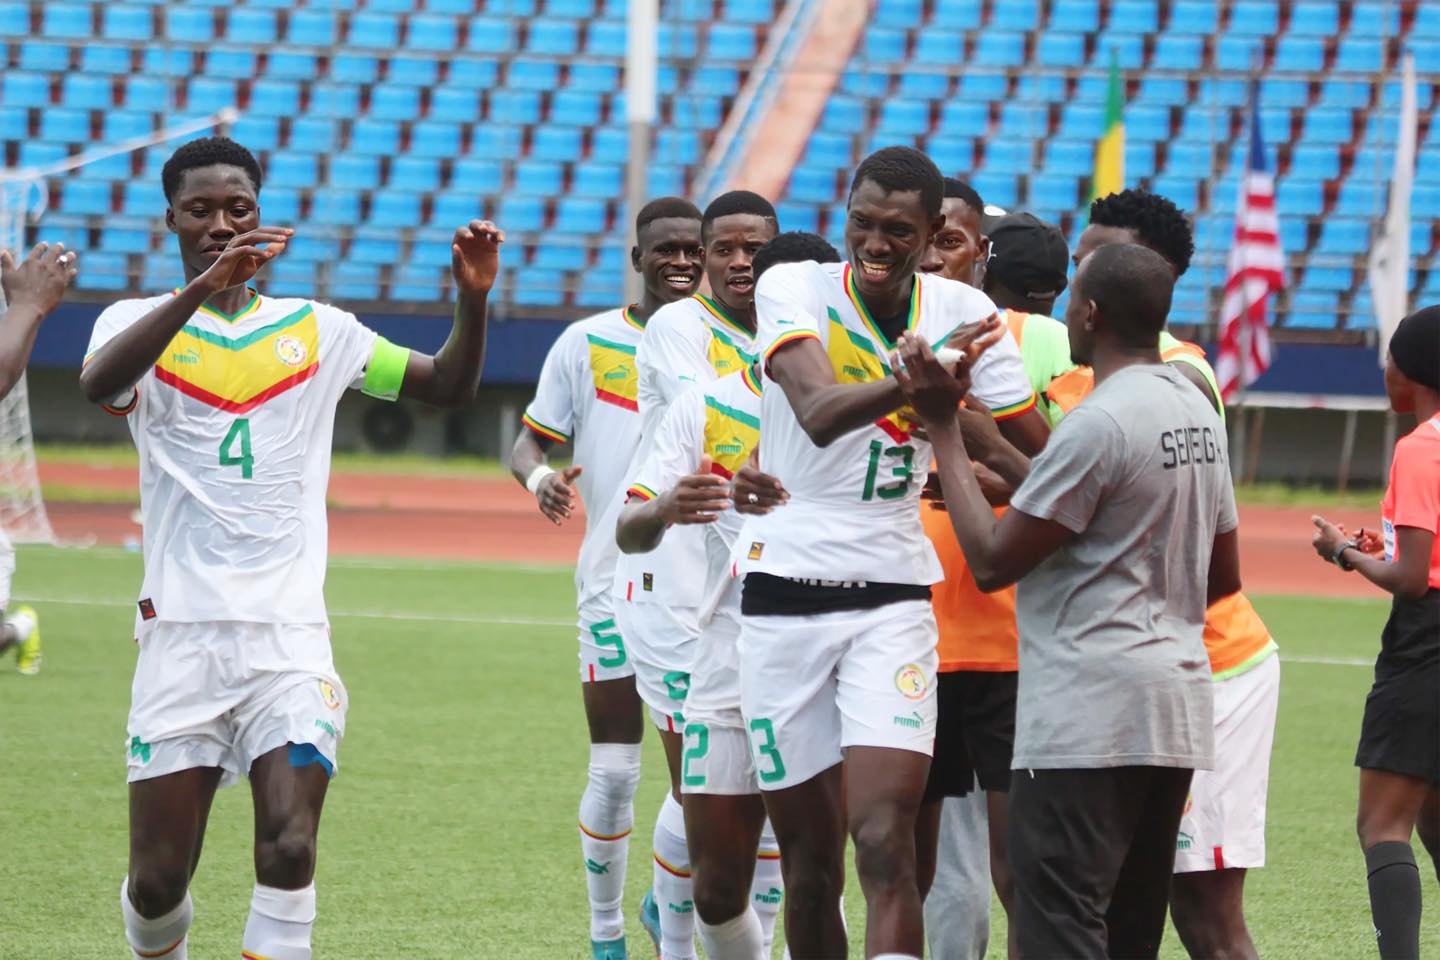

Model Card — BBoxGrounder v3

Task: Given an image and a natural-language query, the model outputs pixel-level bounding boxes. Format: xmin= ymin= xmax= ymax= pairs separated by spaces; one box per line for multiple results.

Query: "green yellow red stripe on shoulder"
xmin=989 ymin=392 xmax=1039 ymax=421
xmin=521 ymin=413 xmax=570 ymax=443
xmin=626 ymin=483 xmax=658 ymax=502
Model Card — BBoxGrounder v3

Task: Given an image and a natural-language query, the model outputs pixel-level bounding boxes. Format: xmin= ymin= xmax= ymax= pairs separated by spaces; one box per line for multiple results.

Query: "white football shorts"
xmin=125 ymin=620 xmax=346 ymax=789
xmin=739 ymin=598 xmax=939 ymax=791
xmin=614 ymin=596 xmax=700 ymax=733
xmin=577 ymin=591 xmax=636 ymax=683
xmin=1175 ymin=652 xmax=1281 ymax=872
xmin=682 ymin=601 xmax=755 ymax=795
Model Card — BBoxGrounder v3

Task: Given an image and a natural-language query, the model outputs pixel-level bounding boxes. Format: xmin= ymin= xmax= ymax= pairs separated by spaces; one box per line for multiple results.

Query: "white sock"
xmin=652 ymin=792 xmax=696 ymax=959
xmin=579 ymin=743 xmax=642 ymax=941
xmin=697 ymin=907 xmax=764 ymax=959
xmin=241 ymin=883 xmax=316 ymax=960
xmin=7 ymin=609 xmax=34 ymax=642
xmin=120 ymin=878 xmax=190 ymax=959
xmin=752 ymin=823 xmax=784 ymax=953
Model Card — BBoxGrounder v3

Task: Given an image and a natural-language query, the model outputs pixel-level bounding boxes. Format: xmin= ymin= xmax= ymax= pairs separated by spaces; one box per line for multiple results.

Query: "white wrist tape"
xmin=525 ymin=464 xmax=556 ymax=495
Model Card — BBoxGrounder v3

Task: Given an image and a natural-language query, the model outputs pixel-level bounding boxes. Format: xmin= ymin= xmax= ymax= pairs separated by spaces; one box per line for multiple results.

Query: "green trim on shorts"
xmin=362 ymin=336 xmax=410 ymax=401
xmin=1211 ymin=640 xmax=1278 ymax=682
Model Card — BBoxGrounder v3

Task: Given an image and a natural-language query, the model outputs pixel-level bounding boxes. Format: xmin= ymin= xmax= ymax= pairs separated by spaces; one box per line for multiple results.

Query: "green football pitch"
xmin=2 ymin=545 xmax=1434 ymax=958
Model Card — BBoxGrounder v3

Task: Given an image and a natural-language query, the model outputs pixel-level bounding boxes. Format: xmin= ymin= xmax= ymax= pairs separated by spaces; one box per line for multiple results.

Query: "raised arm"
xmin=0 ymin=243 xmax=78 ymax=398
xmin=80 ymin=227 xmax=290 ymax=403
xmin=398 ymin=221 xmax=502 ymax=407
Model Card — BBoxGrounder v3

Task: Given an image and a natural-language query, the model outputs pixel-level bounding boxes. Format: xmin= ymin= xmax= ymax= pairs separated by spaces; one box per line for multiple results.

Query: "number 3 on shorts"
xmin=748 ymin=718 xmax=787 ymax=784
xmin=219 ymin=418 xmax=254 ymax=479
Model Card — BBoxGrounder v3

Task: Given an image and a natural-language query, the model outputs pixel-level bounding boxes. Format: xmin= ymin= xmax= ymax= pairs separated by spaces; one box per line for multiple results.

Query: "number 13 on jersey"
xmin=219 ymin=418 xmax=254 ymax=479
xmin=862 ymin=440 xmax=913 ymax=501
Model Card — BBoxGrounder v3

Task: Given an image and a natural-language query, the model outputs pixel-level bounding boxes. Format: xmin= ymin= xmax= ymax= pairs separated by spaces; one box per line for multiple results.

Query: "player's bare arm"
xmin=1312 ymin=517 xmax=1432 ymax=599
xmin=616 ymin=456 xmax=729 ymax=554
xmin=396 ymin=220 xmax=502 ymax=407
xmin=953 ymin=393 xmax=1031 ymax=490
xmin=509 ymin=429 xmax=583 ymax=525
xmin=0 ymin=242 xmax=78 ymax=397
xmin=79 ymin=227 xmax=290 ymax=403
xmin=896 ymin=332 xmax=1074 ymax=591
xmin=1171 ymin=359 xmax=1222 ymax=412
xmin=1207 ymin=528 xmax=1244 ymax=605
xmin=767 ymin=337 xmax=914 ymax=448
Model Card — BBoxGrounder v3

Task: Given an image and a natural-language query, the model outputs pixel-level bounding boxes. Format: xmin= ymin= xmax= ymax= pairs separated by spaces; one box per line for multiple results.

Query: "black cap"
xmin=980 ymin=204 xmax=1008 ymax=234
xmin=985 ymin=212 xmax=1069 ymax=300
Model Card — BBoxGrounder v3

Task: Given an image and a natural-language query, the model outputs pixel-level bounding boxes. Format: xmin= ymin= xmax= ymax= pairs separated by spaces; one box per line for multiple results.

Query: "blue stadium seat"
xmin=971 ymin=33 xmax=1025 ymax=67
xmin=1127 ymin=105 xmax=1171 ymax=142
xmin=1016 ymin=74 xmax=1068 ymax=103
xmin=267 ymin=153 xmax=318 ymax=190
xmin=142 ymin=48 xmax=193 ymax=78
xmin=1289 ymin=143 xmax=1340 ymax=179
xmin=923 ymin=135 xmax=971 ymax=173
xmin=0 ymin=0 xmax=26 ymax=36
xmin=585 ymin=19 xmax=626 ymax=57
xmin=1215 ymin=35 xmax=1262 ymax=72
xmin=498 ymin=196 xmax=547 ymax=232
xmin=62 ymin=74 xmax=113 ymax=111
xmin=512 ymin=269 xmax=566 ymax=307
xmin=103 ymin=110 xmax=153 ymax=143
xmin=61 ymin=179 xmax=113 ymax=216
xmin=1300 ymin=109 xmax=1352 ymax=144
xmin=1044 ymin=140 xmax=1093 ymax=175
xmin=1028 ymin=173 xmax=1079 ymax=212
xmin=955 ymin=73 xmax=1008 ymax=103
xmin=1319 ymin=80 xmax=1370 ymax=108
xmin=369 ymin=86 xmax=420 ymax=121
xmin=913 ymin=30 xmax=963 ymax=65
xmin=287 ymin=9 xmax=337 ymax=44
xmin=724 ymin=0 xmax=774 ymax=24
xmin=773 ymin=202 xmax=820 ymax=234
xmin=1276 ymin=179 xmax=1324 ymax=215
xmin=268 ymin=52 xmax=319 ymax=81
xmin=513 ymin=161 xmax=564 ymax=197
xmin=548 ymin=0 xmax=597 ymax=16
xmin=1107 ymin=0 xmax=1159 ymax=33
xmin=820 ymin=96 xmax=868 ymax=134
xmin=1413 ymin=185 xmax=1440 ymax=219
xmin=228 ymin=9 xmax=277 ymax=43
xmin=877 ymin=100 xmax=931 ymax=137
xmin=331 ymin=262 xmax=381 ymax=302
xmin=1151 ymin=175 xmax=1199 ymax=211
xmin=1195 ymin=77 xmax=1248 ymax=107
xmin=1057 ymin=102 xmax=1104 ymax=139
xmin=998 ymin=103 xmax=1047 ymax=138
xmin=259 ymin=187 xmax=300 ymax=223
xmin=83 ymin=46 xmax=132 ymax=75
xmin=1094 ymin=33 xmax=1145 ymax=68
xmin=1412 ymin=220 xmax=1436 ymax=255
xmin=803 ymin=132 xmax=853 ymax=169
xmin=1049 ymin=0 xmax=1099 ymax=32
xmin=1287 ymin=1 xmax=1340 ymax=36
xmin=1036 ymin=33 xmax=1086 ymax=67
xmin=348 ymin=13 xmax=400 ymax=48
xmin=1168 ymin=0 xmax=1216 ymax=32
xmin=407 ymin=14 xmax=458 ymax=50
xmin=408 ymin=121 xmax=460 ymax=159
xmin=993 ymin=0 xmax=1040 ymax=31
xmin=250 ymin=81 xmax=300 ymax=117
xmin=555 ymin=197 xmax=608 ymax=234
xmin=310 ymin=190 xmax=362 ymax=228
xmin=1315 ymin=219 xmax=1369 ymax=255
xmin=1302 ymin=266 xmax=1353 ymax=293
xmin=1137 ymin=77 xmax=1188 ymax=106
xmin=932 ymin=0 xmax=981 ymax=29
xmin=348 ymin=119 xmax=400 ymax=157
xmin=981 ymin=140 xmax=1031 ymax=171
xmin=18 ymin=142 xmax=67 ymax=169
xmin=656 ymin=129 xmax=701 ymax=165
xmin=897 ymin=73 xmax=950 ymax=100
xmin=532 ymin=127 xmax=584 ymax=162
xmin=1278 ymin=217 xmax=1308 ymax=255
xmin=1335 ymin=38 xmax=1384 ymax=73
xmin=330 ymin=54 xmax=379 ymax=84
xmin=1286 ymin=290 xmax=1340 ymax=329
xmin=508 ymin=58 xmax=561 ymax=92
xmin=840 ymin=70 xmax=891 ymax=98
xmin=187 ymin=78 xmax=237 ymax=116
xmin=1228 ymin=1 xmax=1278 ymax=35
xmin=874 ymin=0 xmax=924 ymax=27
xmin=266 ymin=259 xmax=319 ymax=298
xmin=430 ymin=189 xmax=487 ymax=227
xmin=367 ymin=194 xmax=423 ymax=230
xmin=1336 ymin=179 xmax=1380 ymax=215
xmin=1273 ymin=36 xmax=1325 ymax=72
xmin=1151 ymin=34 xmax=1204 ymax=69
xmin=14 ymin=42 xmax=63 ymax=75
xmin=533 ymin=245 xmax=588 ymax=272
xmin=708 ymin=23 xmax=757 ymax=60
xmin=448 ymin=155 xmax=502 ymax=196
xmin=100 ymin=227 xmax=151 ymax=255
xmin=76 ymin=252 xmax=129 ymax=291
xmin=1074 ymin=73 xmax=1112 ymax=101
xmin=1127 ymin=142 xmax=1157 ymax=178
xmin=309 ymin=84 xmax=359 ymax=119
xmin=1384 ymin=76 xmax=1435 ymax=111
xmin=206 ymin=50 xmax=258 ymax=80
xmin=0 ymin=105 xmax=26 ymax=141
xmin=489 ymin=90 xmax=543 ymax=125
xmin=970 ymin=172 xmax=1018 ymax=209
xmin=551 ymin=90 xmax=602 ymax=127
xmin=1348 ymin=3 xmax=1400 ymax=37
xmin=388 ymin=57 xmax=439 ymax=88
xmin=422 ymin=86 xmax=474 ymax=124
xmin=529 ymin=17 xmax=580 ymax=54
xmin=390 ymin=264 xmax=445 ymax=303
xmin=788 ymin=168 xmax=840 ymax=204
xmin=103 ymin=5 xmax=152 ymax=40
xmin=572 ymin=162 xmax=623 ymax=198
xmin=164 ymin=6 xmax=213 ymax=43
xmin=2 ymin=72 xmax=49 ymax=109
xmin=1262 ymin=78 xmax=1311 ymax=108
xmin=120 ymin=181 xmax=157 ymax=217
xmin=330 ymin=154 xmax=380 ymax=190
xmin=569 ymin=63 xmax=620 ymax=92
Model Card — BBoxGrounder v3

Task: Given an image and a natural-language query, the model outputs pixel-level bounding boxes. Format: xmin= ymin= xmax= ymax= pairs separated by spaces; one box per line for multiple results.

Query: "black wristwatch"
xmin=1332 ymin=539 xmax=1360 ymax=571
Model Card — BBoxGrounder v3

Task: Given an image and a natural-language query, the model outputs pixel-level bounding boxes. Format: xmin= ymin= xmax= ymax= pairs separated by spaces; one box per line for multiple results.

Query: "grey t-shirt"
xmin=1009 ymin=363 xmax=1238 ymax=771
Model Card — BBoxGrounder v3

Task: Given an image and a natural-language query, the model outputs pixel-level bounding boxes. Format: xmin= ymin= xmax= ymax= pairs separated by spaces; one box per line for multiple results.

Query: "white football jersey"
xmin=737 ymin=261 xmax=1035 ymax=584
xmin=85 ymin=289 xmax=405 ymax=626
xmin=521 ymin=306 xmax=646 ymax=603
xmin=616 ymin=295 xmax=758 ymax=608
xmin=626 ymin=365 xmax=763 ymax=623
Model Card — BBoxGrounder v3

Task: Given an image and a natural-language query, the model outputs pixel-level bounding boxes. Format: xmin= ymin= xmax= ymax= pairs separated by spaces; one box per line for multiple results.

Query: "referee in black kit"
xmin=893 ymin=242 xmax=1244 ymax=959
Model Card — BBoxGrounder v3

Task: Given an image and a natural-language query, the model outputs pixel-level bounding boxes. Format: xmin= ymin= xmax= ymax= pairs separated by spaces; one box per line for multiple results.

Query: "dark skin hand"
xmin=0 ymin=242 xmax=78 ymax=398
xmin=615 ymin=455 xmax=731 ymax=554
xmin=732 ymin=448 xmax=789 ymax=515
xmin=81 ymin=163 xmax=501 ymax=409
xmin=1312 ymin=518 xmax=1433 ymax=600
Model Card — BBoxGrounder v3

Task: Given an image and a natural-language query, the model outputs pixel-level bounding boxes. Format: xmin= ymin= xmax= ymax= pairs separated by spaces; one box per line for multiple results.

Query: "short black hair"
xmin=162 ymin=136 xmax=263 ymax=203
xmin=752 ymin=231 xmax=842 ymax=280
xmin=702 ymin=190 xmax=777 ymax=239
xmin=1075 ymin=243 xmax=1174 ymax=346
xmin=942 ymin=177 xmax=985 ymax=217
xmin=849 ymin=146 xmax=944 ymax=218
xmin=1088 ymin=189 xmax=1195 ymax=276
xmin=636 ymin=197 xmax=702 ymax=234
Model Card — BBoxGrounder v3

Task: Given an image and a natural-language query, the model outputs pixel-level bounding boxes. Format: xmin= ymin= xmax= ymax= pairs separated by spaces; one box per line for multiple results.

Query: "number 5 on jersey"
xmin=219 ymin=418 xmax=254 ymax=479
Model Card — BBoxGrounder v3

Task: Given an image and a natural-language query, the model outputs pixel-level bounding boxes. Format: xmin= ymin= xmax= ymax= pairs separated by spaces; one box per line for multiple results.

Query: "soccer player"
xmin=902 ymin=242 xmax=1241 ymax=959
xmin=737 ymin=146 xmax=1034 ymax=959
xmin=0 ymin=241 xmax=79 ymax=675
xmin=917 ymin=206 xmax=1072 ymax=960
xmin=615 ymin=190 xmax=777 ymax=960
xmin=1071 ymin=189 xmax=1280 ymax=960
xmin=1311 ymin=305 xmax=1440 ymax=960
xmin=78 ymin=136 xmax=498 ymax=960
xmin=509 ymin=197 xmax=702 ymax=960
xmin=616 ymin=230 xmax=839 ymax=960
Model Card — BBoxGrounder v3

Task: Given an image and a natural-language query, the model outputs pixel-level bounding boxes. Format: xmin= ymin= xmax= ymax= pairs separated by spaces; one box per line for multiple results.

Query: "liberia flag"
xmin=1215 ymin=88 xmax=1285 ymax=402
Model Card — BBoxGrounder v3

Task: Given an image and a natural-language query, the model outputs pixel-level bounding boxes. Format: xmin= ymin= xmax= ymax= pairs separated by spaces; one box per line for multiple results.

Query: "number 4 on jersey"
xmin=219 ymin=418 xmax=254 ymax=479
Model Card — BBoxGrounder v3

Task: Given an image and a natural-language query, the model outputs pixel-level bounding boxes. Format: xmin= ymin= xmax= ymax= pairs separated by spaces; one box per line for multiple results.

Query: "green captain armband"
xmin=362 ymin=336 xmax=411 ymax=401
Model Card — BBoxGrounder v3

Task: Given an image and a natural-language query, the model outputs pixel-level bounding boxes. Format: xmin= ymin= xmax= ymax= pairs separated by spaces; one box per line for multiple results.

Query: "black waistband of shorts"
xmin=741 ymin=572 xmax=931 ymax=616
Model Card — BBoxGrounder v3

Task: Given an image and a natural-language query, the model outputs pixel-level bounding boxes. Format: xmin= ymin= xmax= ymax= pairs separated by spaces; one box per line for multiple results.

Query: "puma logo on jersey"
xmin=171 ymin=348 xmax=201 ymax=365
xmin=603 ymin=365 xmax=631 ymax=380
xmin=842 ymin=364 xmax=867 ymax=379
xmin=715 ymin=440 xmax=745 ymax=455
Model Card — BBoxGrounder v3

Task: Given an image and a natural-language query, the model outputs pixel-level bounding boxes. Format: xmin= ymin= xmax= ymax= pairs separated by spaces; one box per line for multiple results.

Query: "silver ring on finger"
xmin=747 ymin=492 xmax=759 ymax=505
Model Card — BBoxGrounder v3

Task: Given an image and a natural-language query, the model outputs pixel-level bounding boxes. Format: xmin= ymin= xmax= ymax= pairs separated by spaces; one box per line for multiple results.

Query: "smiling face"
xmin=165 ymin=164 xmax=261 ymax=281
xmin=633 ymin=216 xmax=703 ymax=304
xmin=702 ymin=212 xmax=776 ymax=314
xmin=919 ymin=197 xmax=986 ymax=286
xmin=844 ymin=178 xmax=943 ymax=309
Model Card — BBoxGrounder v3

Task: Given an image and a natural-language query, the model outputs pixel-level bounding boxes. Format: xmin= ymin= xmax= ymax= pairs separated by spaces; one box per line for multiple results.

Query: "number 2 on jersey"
xmin=219 ymin=418 xmax=254 ymax=479
xmin=862 ymin=440 xmax=913 ymax=501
